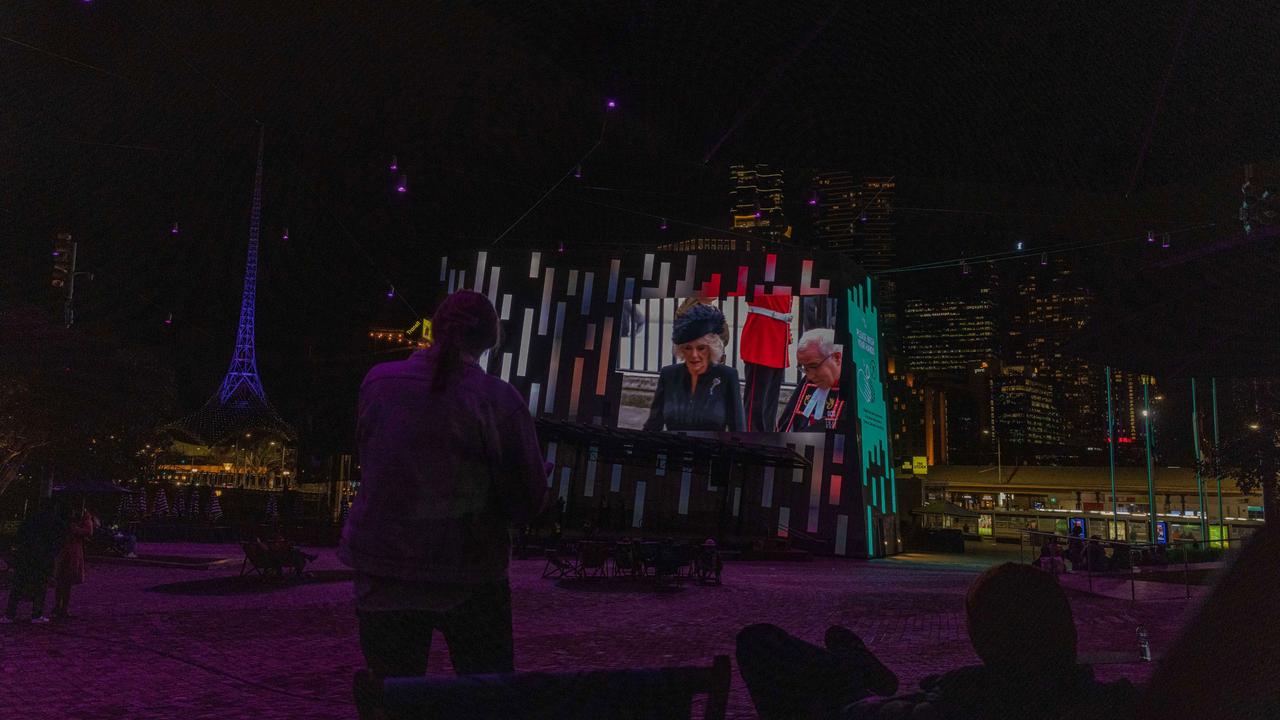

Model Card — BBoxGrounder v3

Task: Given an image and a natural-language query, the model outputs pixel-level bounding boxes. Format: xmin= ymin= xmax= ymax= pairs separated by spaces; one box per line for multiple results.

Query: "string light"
xmin=396 ymin=174 xmax=407 ymax=193
xmin=170 ymin=222 xmax=180 ymax=235
xmin=557 ymin=241 xmax=565 ymax=253
xmin=808 ymin=191 xmax=818 ymax=206
xmin=606 ymin=99 xmax=617 ymax=109
xmin=386 ymin=285 xmax=395 ymax=299
xmin=389 ymin=155 xmax=398 ymax=172
xmin=281 ymin=227 xmax=289 ymax=241
xmin=1040 ymin=252 xmax=1048 ymax=266
xmin=858 ymin=211 xmax=869 ymax=223
xmin=573 ymin=165 xmax=582 ymax=179
xmin=1147 ymin=230 xmax=1156 ymax=244
xmin=164 ymin=312 xmax=173 ymax=325
xmin=659 ymin=218 xmax=668 ymax=230
xmin=1161 ymin=233 xmax=1171 ymax=249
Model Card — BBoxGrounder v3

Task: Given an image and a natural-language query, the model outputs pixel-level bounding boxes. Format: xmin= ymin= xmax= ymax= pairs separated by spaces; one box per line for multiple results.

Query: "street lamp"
xmin=982 ymin=429 xmax=1003 ymax=483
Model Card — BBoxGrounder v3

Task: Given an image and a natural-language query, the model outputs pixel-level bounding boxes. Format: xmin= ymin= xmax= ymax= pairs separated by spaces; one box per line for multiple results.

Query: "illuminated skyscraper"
xmin=902 ymin=297 xmax=999 ymax=373
xmin=730 ymin=164 xmax=788 ymax=240
xmin=1008 ymin=257 xmax=1098 ymax=448
xmin=993 ymin=366 xmax=1064 ymax=447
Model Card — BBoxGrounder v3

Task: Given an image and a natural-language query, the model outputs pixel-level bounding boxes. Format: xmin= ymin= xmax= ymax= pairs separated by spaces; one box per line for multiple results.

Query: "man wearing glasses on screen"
xmin=776 ymin=328 xmax=847 ymax=433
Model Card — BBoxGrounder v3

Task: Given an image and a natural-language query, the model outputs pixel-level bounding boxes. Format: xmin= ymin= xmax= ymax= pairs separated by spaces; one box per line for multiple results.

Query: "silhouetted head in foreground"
xmin=965 ymin=563 xmax=1077 ymax=675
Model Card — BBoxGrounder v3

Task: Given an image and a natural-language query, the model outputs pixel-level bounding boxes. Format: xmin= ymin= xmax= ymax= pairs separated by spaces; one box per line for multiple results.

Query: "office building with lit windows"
xmin=730 ymin=164 xmax=788 ymax=240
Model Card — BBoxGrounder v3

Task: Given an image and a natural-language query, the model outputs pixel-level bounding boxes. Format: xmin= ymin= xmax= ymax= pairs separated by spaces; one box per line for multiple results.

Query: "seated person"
xmin=1037 ymin=540 xmax=1066 ymax=575
xmin=738 ymin=563 xmax=1137 ymax=720
xmin=265 ymin=537 xmax=317 ymax=576
xmin=1084 ymin=535 xmax=1108 ymax=571
xmin=95 ymin=524 xmax=138 ymax=557
xmin=843 ymin=563 xmax=1136 ymax=719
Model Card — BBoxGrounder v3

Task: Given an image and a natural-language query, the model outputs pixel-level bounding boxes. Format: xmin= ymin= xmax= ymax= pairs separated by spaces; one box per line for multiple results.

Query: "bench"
xmin=355 ymin=655 xmax=731 ymax=720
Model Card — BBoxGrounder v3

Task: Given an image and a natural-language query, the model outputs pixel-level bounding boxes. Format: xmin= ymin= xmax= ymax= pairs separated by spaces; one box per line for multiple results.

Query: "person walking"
xmin=50 ymin=505 xmax=95 ymax=619
xmin=2 ymin=499 xmax=68 ymax=625
xmin=339 ymin=290 xmax=549 ymax=719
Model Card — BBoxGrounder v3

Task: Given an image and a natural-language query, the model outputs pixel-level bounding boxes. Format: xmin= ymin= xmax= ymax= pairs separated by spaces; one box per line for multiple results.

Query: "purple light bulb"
xmin=606 ymin=99 xmax=617 ymax=109
xmin=164 ymin=313 xmax=173 ymax=325
xmin=396 ymin=174 xmax=407 ymax=193
xmin=659 ymin=218 xmax=668 ymax=230
xmin=389 ymin=155 xmax=398 ymax=172
xmin=170 ymin=222 xmax=180 ymax=235
xmin=754 ymin=210 xmax=762 ymax=218
xmin=573 ymin=165 xmax=582 ymax=179
xmin=386 ymin=285 xmax=395 ymax=299
xmin=281 ymin=227 xmax=289 ymax=241
xmin=808 ymin=197 xmax=818 ymax=206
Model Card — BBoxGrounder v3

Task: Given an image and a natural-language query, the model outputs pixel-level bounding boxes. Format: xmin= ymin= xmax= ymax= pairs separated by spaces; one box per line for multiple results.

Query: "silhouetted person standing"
xmin=2 ymin=499 xmax=67 ymax=624
xmin=340 ymin=291 xmax=548 ymax=719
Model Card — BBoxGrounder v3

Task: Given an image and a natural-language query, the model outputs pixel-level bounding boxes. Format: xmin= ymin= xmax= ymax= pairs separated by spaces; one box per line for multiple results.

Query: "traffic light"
xmin=52 ymin=232 xmax=73 ymax=288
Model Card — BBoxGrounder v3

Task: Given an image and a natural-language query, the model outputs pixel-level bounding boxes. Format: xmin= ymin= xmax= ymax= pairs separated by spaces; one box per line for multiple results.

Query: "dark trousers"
xmin=357 ymin=579 xmax=515 ymax=678
xmin=736 ymin=624 xmax=880 ymax=720
xmin=5 ymin=567 xmax=49 ymax=619
xmin=743 ymin=363 xmax=785 ymax=433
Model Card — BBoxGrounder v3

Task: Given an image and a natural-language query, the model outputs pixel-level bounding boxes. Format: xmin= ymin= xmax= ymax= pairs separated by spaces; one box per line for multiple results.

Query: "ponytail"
xmin=430 ymin=337 xmax=465 ymax=392
xmin=424 ymin=290 xmax=499 ymax=392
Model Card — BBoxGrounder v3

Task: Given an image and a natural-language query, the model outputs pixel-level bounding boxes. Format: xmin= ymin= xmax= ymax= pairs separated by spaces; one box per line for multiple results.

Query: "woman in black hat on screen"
xmin=643 ymin=303 xmax=746 ymax=432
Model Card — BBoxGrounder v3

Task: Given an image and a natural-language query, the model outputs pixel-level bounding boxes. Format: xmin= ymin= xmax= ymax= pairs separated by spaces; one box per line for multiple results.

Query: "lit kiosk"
xmin=435 ymin=247 xmax=896 ymax=558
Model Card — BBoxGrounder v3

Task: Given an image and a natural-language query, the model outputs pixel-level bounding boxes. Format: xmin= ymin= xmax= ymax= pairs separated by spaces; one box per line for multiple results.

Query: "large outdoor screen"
xmin=436 ymin=248 xmax=893 ymax=557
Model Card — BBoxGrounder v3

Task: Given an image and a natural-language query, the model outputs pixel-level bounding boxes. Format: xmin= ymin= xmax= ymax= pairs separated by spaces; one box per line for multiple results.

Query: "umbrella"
xmin=208 ymin=493 xmax=223 ymax=522
xmin=188 ymin=489 xmax=200 ymax=519
xmin=154 ymin=489 xmax=170 ymax=517
xmin=115 ymin=494 xmax=128 ymax=522
xmin=173 ymin=489 xmax=186 ymax=518
xmin=265 ymin=493 xmax=278 ymax=522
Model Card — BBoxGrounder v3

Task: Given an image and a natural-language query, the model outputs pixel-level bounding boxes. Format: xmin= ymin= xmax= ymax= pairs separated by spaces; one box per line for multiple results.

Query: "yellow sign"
xmin=912 ymin=456 xmax=928 ymax=476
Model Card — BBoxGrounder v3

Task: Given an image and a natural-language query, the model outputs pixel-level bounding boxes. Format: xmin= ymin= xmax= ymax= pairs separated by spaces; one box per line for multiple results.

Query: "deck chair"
xmin=356 ymin=655 xmax=731 ymax=720
xmin=613 ymin=541 xmax=641 ymax=578
xmin=577 ymin=541 xmax=610 ymax=578
xmin=240 ymin=541 xmax=283 ymax=577
xmin=541 ymin=547 xmax=579 ymax=579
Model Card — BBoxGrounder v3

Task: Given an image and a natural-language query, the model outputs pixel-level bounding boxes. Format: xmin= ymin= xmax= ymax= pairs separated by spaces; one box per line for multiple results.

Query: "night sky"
xmin=4 ymin=2 xmax=1279 ymax=451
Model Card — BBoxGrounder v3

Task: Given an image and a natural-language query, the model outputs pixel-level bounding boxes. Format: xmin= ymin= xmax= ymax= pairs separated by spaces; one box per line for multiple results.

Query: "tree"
xmin=0 ymin=304 xmax=177 ymax=496
xmin=1205 ymin=386 xmax=1280 ymax=526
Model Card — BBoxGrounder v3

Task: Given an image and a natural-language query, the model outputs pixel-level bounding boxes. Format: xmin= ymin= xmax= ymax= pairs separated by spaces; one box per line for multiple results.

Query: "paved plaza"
xmin=0 ymin=543 xmax=1202 ymax=719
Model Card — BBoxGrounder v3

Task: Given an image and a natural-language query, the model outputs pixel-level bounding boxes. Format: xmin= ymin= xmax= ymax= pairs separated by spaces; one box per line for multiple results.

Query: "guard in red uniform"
xmin=740 ymin=292 xmax=793 ymax=432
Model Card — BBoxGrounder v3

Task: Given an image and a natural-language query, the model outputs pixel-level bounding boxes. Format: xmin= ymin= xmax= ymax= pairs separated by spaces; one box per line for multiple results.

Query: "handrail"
xmin=775 ymin=523 xmax=831 ymax=546
xmin=1018 ymin=528 xmax=1233 ymax=601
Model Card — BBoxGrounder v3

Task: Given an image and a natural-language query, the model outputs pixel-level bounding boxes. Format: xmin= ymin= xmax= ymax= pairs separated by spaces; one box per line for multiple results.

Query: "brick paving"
xmin=0 ymin=542 xmax=1201 ymax=719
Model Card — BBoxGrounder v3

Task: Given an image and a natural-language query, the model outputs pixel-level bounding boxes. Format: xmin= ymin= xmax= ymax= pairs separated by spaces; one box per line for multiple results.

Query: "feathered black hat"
xmin=672 ymin=303 xmax=726 ymax=345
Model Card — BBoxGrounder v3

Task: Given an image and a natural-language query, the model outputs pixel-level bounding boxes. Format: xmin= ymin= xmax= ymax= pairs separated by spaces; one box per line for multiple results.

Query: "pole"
xmin=64 ymin=241 xmax=79 ymax=328
xmin=1106 ymin=366 xmax=1118 ymax=539
xmin=1212 ymin=378 xmax=1224 ymax=547
xmin=1190 ymin=379 xmax=1208 ymax=543
xmin=996 ymin=435 xmax=1003 ymax=484
xmin=1143 ymin=380 xmax=1157 ymax=543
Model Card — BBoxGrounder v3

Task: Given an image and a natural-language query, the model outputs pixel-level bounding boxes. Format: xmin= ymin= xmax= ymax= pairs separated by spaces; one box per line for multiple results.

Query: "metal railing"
xmin=1018 ymin=529 xmax=1234 ymax=601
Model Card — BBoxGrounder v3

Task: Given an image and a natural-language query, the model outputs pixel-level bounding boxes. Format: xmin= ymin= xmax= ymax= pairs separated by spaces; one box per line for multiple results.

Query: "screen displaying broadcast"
xmin=613 ymin=294 xmax=844 ymax=435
